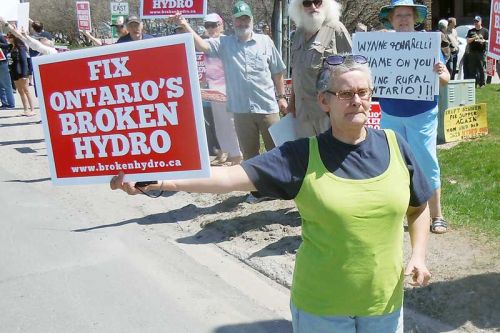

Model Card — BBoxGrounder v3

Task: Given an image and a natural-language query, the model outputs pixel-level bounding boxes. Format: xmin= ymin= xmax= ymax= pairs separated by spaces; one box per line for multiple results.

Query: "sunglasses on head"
xmin=303 ymin=0 xmax=322 ymax=7
xmin=323 ymin=54 xmax=368 ymax=67
xmin=204 ymin=22 xmax=219 ymax=29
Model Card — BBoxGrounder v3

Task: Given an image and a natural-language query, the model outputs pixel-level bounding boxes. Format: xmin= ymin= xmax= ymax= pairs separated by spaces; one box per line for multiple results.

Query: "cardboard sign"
xmin=444 ymin=103 xmax=488 ymax=142
xmin=353 ymin=32 xmax=440 ymax=101
xmin=17 ymin=2 xmax=30 ymax=32
xmin=76 ymin=1 xmax=92 ymax=31
xmin=32 ymin=34 xmax=209 ymax=185
xmin=366 ymin=102 xmax=381 ymax=129
xmin=140 ymin=0 xmax=207 ymax=19
xmin=0 ymin=0 xmax=19 ymax=21
xmin=110 ymin=1 xmax=129 ymax=15
xmin=284 ymin=78 xmax=292 ymax=100
xmin=486 ymin=57 xmax=496 ymax=77
xmin=200 ymin=89 xmax=226 ymax=103
xmin=269 ymin=114 xmax=299 ymax=146
xmin=196 ymin=52 xmax=206 ymax=84
xmin=488 ymin=0 xmax=500 ymax=60
xmin=0 ymin=50 xmax=5 ymax=62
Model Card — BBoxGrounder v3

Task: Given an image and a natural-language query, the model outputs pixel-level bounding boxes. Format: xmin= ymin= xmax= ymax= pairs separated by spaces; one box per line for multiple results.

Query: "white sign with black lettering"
xmin=110 ymin=2 xmax=129 ymax=15
xmin=353 ymin=32 xmax=441 ymax=101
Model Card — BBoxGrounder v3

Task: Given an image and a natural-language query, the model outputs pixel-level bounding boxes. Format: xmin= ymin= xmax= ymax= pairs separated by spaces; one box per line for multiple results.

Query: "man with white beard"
xmin=288 ymin=0 xmax=352 ymax=137
xmin=171 ymin=2 xmax=287 ymax=163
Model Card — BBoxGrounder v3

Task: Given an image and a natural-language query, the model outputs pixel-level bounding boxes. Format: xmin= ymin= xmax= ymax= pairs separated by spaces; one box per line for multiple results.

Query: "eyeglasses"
xmin=303 ymin=0 xmax=322 ymax=8
xmin=326 ymin=88 xmax=373 ymax=100
xmin=323 ymin=54 xmax=368 ymax=67
xmin=204 ymin=22 xmax=219 ymax=29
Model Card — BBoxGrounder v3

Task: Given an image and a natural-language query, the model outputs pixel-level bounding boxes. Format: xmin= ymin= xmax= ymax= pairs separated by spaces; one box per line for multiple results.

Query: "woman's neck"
xmin=331 ymin=126 xmax=367 ymax=145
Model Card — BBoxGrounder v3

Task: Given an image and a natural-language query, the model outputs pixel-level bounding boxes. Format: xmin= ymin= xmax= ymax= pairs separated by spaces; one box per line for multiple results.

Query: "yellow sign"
xmin=444 ymin=103 xmax=488 ymax=142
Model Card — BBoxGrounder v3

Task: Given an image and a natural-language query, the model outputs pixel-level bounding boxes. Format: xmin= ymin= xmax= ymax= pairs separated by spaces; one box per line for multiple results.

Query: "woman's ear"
xmin=317 ymin=92 xmax=331 ymax=114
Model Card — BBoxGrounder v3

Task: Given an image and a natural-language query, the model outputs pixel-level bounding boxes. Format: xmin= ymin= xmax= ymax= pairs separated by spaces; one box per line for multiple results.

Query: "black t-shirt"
xmin=466 ymin=27 xmax=489 ymax=53
xmin=241 ymin=128 xmax=432 ymax=207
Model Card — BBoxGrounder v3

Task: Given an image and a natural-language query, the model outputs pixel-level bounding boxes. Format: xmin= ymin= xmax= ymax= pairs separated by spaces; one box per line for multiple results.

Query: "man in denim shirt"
xmin=171 ymin=1 xmax=288 ymax=161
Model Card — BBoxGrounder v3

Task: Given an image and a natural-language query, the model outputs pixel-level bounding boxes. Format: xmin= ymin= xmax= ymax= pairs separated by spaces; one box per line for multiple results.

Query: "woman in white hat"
xmin=378 ymin=0 xmax=450 ymax=234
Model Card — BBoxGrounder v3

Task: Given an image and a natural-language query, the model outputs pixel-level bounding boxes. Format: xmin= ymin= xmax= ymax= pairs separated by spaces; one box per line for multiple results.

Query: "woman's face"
xmin=318 ymin=70 xmax=372 ymax=131
xmin=389 ymin=6 xmax=416 ymax=32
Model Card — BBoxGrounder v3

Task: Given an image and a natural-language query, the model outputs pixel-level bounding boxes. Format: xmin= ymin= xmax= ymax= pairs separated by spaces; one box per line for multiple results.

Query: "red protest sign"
xmin=32 ymin=34 xmax=209 ymax=185
xmin=196 ymin=52 xmax=206 ymax=85
xmin=140 ymin=0 xmax=207 ymax=19
xmin=488 ymin=0 xmax=500 ymax=60
xmin=76 ymin=1 xmax=92 ymax=31
xmin=486 ymin=57 xmax=496 ymax=77
xmin=366 ymin=102 xmax=382 ymax=129
xmin=0 ymin=49 xmax=5 ymax=61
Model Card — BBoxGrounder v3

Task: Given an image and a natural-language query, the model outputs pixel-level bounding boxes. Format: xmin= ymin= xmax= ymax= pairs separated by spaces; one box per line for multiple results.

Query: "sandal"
xmin=430 ymin=217 xmax=448 ymax=234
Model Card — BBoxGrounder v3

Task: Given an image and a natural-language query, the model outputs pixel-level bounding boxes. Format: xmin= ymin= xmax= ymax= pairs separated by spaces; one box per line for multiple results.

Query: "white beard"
xmin=235 ymin=23 xmax=253 ymax=39
xmin=301 ymin=11 xmax=327 ymax=34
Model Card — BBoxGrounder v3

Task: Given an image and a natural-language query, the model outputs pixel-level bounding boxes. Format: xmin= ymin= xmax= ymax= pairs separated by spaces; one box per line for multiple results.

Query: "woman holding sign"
xmin=111 ymin=54 xmax=432 ymax=332
xmin=378 ymin=0 xmax=450 ymax=234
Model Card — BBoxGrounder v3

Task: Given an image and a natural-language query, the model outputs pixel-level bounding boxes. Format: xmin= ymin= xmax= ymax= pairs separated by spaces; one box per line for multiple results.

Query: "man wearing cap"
xmin=465 ymin=16 xmax=488 ymax=88
xmin=170 ymin=2 xmax=287 ymax=162
xmin=378 ymin=0 xmax=450 ymax=234
xmin=287 ymin=0 xmax=352 ymax=137
xmin=117 ymin=16 xmax=153 ymax=43
xmin=110 ymin=16 xmax=129 ymax=40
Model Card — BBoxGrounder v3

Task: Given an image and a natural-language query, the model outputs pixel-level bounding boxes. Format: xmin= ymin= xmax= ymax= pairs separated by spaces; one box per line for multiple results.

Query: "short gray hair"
xmin=316 ymin=54 xmax=373 ymax=94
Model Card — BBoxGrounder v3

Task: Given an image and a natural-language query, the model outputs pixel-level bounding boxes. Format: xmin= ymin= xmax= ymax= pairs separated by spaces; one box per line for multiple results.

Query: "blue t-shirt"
xmin=242 ymin=127 xmax=432 ymax=207
xmin=378 ymin=52 xmax=445 ymax=117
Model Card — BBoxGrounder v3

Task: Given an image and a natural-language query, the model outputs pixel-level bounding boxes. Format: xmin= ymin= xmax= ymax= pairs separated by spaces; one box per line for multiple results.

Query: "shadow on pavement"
xmin=5 ymin=177 xmax=51 ymax=183
xmin=405 ymin=272 xmax=500 ymax=331
xmin=72 ymin=194 xmax=247 ymax=232
xmin=176 ymin=208 xmax=300 ymax=245
xmin=0 ymin=138 xmax=45 ymax=146
xmin=249 ymin=235 xmax=302 ymax=258
xmin=213 ymin=319 xmax=292 ymax=333
xmin=0 ymin=120 xmax=40 ymax=127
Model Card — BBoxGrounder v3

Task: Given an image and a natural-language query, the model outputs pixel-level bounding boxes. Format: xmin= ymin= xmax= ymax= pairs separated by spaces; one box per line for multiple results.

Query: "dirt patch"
xmin=156 ymin=191 xmax=499 ymax=332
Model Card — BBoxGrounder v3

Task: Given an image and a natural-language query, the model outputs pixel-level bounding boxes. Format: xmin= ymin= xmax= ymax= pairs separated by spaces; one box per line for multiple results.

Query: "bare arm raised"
xmin=169 ymin=12 xmax=210 ymax=53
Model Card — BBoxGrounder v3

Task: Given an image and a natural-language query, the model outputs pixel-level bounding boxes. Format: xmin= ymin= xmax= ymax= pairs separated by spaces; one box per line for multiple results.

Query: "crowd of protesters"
xmin=0 ymin=17 xmax=55 ymax=115
xmin=3 ymin=0 xmax=499 ymax=331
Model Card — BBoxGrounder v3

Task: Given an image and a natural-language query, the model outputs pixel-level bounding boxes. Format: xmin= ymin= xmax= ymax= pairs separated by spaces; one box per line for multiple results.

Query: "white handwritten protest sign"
xmin=32 ymin=34 xmax=209 ymax=185
xmin=0 ymin=0 xmax=19 ymax=21
xmin=353 ymin=32 xmax=440 ymax=101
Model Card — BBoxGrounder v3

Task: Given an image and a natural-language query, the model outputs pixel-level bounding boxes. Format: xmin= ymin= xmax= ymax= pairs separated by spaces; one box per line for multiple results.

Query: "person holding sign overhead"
xmin=378 ymin=0 xmax=450 ymax=234
xmin=169 ymin=2 xmax=287 ymax=162
xmin=111 ymin=54 xmax=432 ymax=332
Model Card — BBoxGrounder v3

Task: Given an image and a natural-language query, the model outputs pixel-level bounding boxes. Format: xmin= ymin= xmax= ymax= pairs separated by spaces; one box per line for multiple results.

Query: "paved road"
xmin=0 ymin=91 xmax=292 ymax=332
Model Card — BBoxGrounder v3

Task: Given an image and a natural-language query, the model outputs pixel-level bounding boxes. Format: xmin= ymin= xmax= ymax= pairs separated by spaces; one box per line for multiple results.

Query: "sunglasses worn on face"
xmin=303 ymin=0 xmax=322 ymax=8
xmin=323 ymin=54 xmax=368 ymax=66
xmin=326 ymin=88 xmax=373 ymax=100
xmin=204 ymin=22 xmax=218 ymax=29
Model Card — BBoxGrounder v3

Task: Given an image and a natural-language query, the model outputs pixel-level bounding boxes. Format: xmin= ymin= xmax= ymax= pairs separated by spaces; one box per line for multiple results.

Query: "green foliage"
xmin=438 ymin=84 xmax=500 ymax=239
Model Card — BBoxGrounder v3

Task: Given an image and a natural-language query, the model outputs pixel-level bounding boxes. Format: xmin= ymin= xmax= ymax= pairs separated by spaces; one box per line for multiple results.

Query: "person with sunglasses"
xmin=287 ymin=0 xmax=352 ymax=138
xmin=378 ymin=0 xmax=450 ymax=234
xmin=111 ymin=54 xmax=432 ymax=332
xmin=168 ymin=2 xmax=287 ymax=163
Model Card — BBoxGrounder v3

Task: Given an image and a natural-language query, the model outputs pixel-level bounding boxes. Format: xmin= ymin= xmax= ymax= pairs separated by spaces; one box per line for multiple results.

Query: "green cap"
xmin=233 ymin=1 xmax=253 ymax=18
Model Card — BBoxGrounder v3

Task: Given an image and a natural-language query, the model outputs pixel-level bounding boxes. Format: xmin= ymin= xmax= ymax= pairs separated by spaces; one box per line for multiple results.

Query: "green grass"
xmin=438 ymin=83 xmax=500 ymax=239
